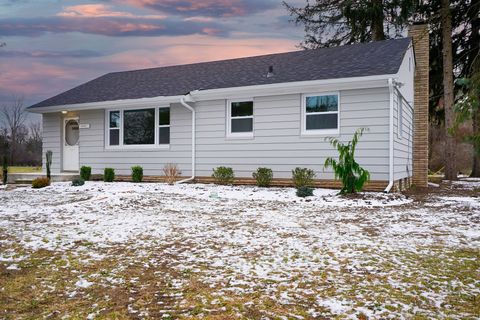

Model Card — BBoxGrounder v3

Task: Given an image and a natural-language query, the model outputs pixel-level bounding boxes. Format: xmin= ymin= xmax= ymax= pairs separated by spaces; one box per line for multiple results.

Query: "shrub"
xmin=296 ymin=186 xmax=314 ymax=198
xmin=2 ymin=155 xmax=7 ymax=185
xmin=71 ymin=178 xmax=85 ymax=186
xmin=212 ymin=166 xmax=234 ymax=185
xmin=252 ymin=167 xmax=273 ymax=187
xmin=80 ymin=166 xmax=91 ymax=181
xmin=131 ymin=166 xmax=143 ymax=183
xmin=32 ymin=177 xmax=50 ymax=189
xmin=324 ymin=128 xmax=370 ymax=194
xmin=104 ymin=168 xmax=115 ymax=182
xmin=45 ymin=150 xmax=52 ymax=180
xmin=163 ymin=163 xmax=181 ymax=185
xmin=292 ymin=167 xmax=315 ymax=188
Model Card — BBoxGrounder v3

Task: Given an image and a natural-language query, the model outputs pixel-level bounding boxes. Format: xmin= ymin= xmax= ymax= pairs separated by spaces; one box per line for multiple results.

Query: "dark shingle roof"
xmin=29 ymin=38 xmax=410 ymax=109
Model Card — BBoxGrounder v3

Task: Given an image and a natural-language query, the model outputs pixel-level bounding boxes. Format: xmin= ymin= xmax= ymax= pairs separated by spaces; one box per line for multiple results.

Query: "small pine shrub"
xmin=71 ymin=178 xmax=85 ymax=186
xmin=104 ymin=168 xmax=115 ymax=182
xmin=2 ymin=155 xmax=7 ymax=185
xmin=45 ymin=150 xmax=52 ymax=180
xmin=80 ymin=166 xmax=91 ymax=181
xmin=252 ymin=167 xmax=273 ymax=187
xmin=212 ymin=166 xmax=234 ymax=185
xmin=292 ymin=167 xmax=315 ymax=188
xmin=131 ymin=166 xmax=143 ymax=183
xmin=32 ymin=177 xmax=50 ymax=189
xmin=296 ymin=186 xmax=314 ymax=198
xmin=163 ymin=163 xmax=181 ymax=185
xmin=324 ymin=128 xmax=370 ymax=194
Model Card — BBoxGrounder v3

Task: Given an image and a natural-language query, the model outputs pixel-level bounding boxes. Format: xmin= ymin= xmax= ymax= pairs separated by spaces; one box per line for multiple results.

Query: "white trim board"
xmin=28 ymin=74 xmax=396 ymax=114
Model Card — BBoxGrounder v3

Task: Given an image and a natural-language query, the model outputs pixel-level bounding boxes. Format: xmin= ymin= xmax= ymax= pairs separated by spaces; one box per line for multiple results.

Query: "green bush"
xmin=292 ymin=167 xmax=315 ymax=188
xmin=80 ymin=166 xmax=91 ymax=181
xmin=131 ymin=165 xmax=143 ymax=183
xmin=324 ymin=128 xmax=370 ymax=194
xmin=212 ymin=166 xmax=234 ymax=185
xmin=32 ymin=177 xmax=50 ymax=189
xmin=252 ymin=167 xmax=273 ymax=187
xmin=104 ymin=168 xmax=115 ymax=182
xmin=71 ymin=178 xmax=85 ymax=186
xmin=296 ymin=186 xmax=314 ymax=197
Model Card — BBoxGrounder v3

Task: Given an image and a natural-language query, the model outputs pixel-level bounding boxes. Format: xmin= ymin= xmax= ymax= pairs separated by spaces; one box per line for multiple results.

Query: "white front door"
xmin=63 ymin=118 xmax=79 ymax=171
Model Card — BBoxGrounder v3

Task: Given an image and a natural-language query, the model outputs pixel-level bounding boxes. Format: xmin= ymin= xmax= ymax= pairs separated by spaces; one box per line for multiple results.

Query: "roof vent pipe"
xmin=266 ymin=65 xmax=274 ymax=78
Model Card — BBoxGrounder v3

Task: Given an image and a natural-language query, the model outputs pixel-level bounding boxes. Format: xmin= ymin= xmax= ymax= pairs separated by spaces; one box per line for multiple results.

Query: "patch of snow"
xmin=0 ymin=181 xmax=478 ymax=319
xmin=6 ymin=264 xmax=20 ymax=270
xmin=75 ymin=278 xmax=94 ymax=289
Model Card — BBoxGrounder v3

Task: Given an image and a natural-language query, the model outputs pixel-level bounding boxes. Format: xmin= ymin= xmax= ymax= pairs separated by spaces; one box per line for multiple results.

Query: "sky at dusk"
xmin=0 ymin=0 xmax=305 ymax=111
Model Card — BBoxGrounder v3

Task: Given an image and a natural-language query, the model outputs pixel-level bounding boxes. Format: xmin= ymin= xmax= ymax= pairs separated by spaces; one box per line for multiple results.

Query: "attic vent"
xmin=266 ymin=65 xmax=274 ymax=78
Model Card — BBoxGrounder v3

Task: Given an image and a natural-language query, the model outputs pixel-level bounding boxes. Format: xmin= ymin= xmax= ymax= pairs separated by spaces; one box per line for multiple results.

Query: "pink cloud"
xmin=99 ymin=36 xmax=299 ymax=69
xmin=119 ymin=0 xmax=276 ymax=17
xmin=1 ymin=36 xmax=298 ymax=105
xmin=0 ymin=61 xmax=79 ymax=97
xmin=57 ymin=3 xmax=166 ymax=19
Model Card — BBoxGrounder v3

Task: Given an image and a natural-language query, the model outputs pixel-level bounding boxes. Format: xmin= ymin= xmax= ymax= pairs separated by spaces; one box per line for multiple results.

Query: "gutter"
xmin=384 ymin=78 xmax=395 ymax=193
xmin=176 ymin=94 xmax=196 ymax=184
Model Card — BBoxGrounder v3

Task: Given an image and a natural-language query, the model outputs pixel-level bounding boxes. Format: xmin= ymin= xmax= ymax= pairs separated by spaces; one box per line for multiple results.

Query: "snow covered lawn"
xmin=0 ymin=181 xmax=479 ymax=319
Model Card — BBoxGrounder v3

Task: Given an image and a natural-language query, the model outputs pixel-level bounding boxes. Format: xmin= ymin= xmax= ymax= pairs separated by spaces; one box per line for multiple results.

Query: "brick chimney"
xmin=408 ymin=24 xmax=429 ymax=187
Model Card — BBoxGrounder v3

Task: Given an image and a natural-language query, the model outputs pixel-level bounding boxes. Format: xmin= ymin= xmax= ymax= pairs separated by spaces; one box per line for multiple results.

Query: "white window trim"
xmin=107 ymin=110 xmax=121 ymax=147
xmin=301 ymin=91 xmax=340 ymax=136
xmin=226 ymin=98 xmax=254 ymax=139
xmin=105 ymin=106 xmax=170 ymax=150
xmin=158 ymin=107 xmax=171 ymax=145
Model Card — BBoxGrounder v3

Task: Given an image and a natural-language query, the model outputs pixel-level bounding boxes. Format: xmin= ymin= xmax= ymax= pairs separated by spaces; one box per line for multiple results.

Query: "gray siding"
xmin=42 ymin=113 xmax=61 ymax=173
xmin=393 ymin=88 xmax=414 ymax=180
xmin=78 ymin=103 xmax=192 ymax=176
xmin=41 ymin=87 xmax=392 ymax=180
xmin=195 ymin=87 xmax=390 ymax=180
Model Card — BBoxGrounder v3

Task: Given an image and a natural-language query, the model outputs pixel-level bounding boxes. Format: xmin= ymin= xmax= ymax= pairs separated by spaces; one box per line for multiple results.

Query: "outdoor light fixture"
xmin=61 ymin=110 xmax=68 ymax=114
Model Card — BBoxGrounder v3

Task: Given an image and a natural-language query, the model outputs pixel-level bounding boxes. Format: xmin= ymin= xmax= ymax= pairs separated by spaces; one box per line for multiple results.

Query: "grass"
xmin=7 ymin=166 xmax=42 ymax=173
xmin=1 ymin=166 xmax=42 ymax=182
xmin=1 ymin=244 xmax=478 ymax=319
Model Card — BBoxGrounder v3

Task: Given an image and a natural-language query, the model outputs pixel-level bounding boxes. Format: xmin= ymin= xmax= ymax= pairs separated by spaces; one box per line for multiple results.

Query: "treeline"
xmin=0 ymin=96 xmax=42 ymax=166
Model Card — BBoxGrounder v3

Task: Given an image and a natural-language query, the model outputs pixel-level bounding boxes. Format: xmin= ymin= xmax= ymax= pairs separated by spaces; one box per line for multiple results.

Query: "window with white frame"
xmin=158 ymin=107 xmax=170 ymax=144
xmin=398 ymin=95 xmax=404 ymax=139
xmin=108 ymin=111 xmax=120 ymax=146
xmin=106 ymin=107 xmax=170 ymax=147
xmin=228 ymin=100 xmax=253 ymax=136
xmin=303 ymin=93 xmax=339 ymax=134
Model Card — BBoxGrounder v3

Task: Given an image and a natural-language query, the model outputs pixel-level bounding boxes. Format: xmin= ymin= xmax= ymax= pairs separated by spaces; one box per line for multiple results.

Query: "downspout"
xmin=176 ymin=95 xmax=196 ymax=184
xmin=384 ymin=78 xmax=395 ymax=193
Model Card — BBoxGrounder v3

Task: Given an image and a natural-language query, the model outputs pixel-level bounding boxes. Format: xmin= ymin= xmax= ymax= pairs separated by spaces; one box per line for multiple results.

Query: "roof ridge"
xmin=106 ymin=37 xmax=411 ymax=76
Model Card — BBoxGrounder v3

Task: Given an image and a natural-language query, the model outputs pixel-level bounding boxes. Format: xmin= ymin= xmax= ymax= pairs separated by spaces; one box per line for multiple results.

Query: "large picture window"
xmin=303 ymin=93 xmax=339 ymax=134
xmin=124 ymin=108 xmax=155 ymax=145
xmin=227 ymin=100 xmax=253 ymax=137
xmin=106 ymin=107 xmax=170 ymax=148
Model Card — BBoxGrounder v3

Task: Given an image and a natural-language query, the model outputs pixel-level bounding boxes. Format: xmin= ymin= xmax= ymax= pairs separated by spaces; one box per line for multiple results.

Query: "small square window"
xmin=228 ymin=100 xmax=253 ymax=136
xmin=303 ymin=93 xmax=339 ymax=134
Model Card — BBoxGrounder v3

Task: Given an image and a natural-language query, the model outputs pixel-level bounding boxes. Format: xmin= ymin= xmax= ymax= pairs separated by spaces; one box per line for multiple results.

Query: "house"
xmin=28 ymin=25 xmax=429 ymax=192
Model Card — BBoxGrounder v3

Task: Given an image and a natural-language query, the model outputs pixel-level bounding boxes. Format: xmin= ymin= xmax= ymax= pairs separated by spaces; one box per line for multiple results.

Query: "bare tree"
xmin=441 ymin=0 xmax=457 ymax=180
xmin=1 ymin=95 xmax=28 ymax=164
xmin=29 ymin=121 xmax=42 ymax=143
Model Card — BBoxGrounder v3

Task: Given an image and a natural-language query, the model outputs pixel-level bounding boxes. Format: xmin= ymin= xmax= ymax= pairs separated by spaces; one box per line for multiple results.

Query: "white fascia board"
xmin=29 ymin=74 xmax=396 ymax=114
xmin=190 ymin=74 xmax=396 ymax=101
xmin=28 ymin=95 xmax=184 ymax=114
